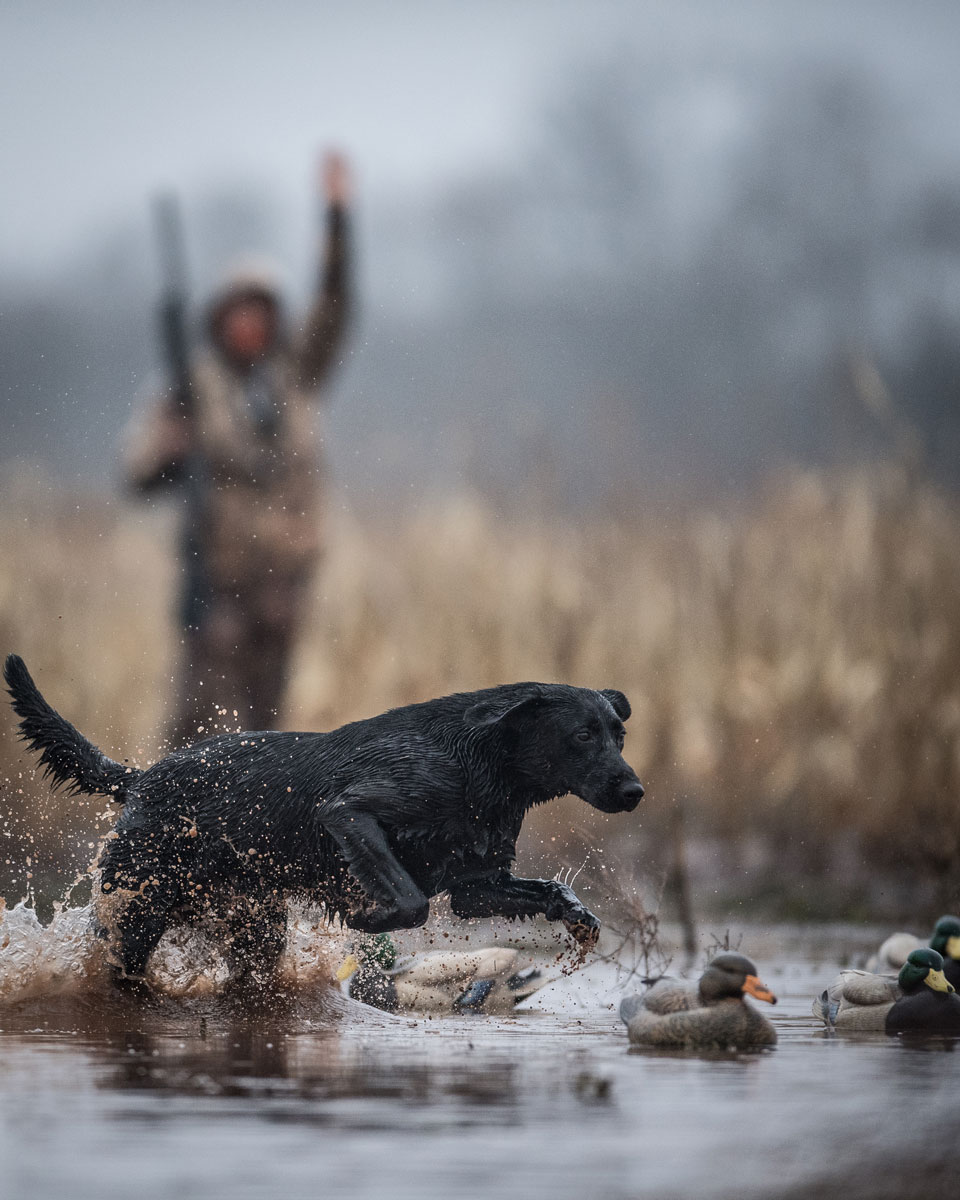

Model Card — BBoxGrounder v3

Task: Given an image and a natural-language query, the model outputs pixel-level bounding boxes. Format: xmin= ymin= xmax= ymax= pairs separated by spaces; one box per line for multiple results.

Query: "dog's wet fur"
xmin=5 ymin=654 xmax=643 ymax=989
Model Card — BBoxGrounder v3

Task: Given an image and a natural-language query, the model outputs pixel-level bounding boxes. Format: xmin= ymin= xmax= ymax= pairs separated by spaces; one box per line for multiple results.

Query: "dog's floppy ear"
xmin=600 ymin=689 xmax=631 ymax=721
xmin=464 ymin=688 xmax=545 ymax=729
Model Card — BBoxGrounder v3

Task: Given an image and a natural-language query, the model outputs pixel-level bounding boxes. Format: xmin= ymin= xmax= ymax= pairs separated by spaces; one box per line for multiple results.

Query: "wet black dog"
xmin=5 ymin=654 xmax=643 ymax=987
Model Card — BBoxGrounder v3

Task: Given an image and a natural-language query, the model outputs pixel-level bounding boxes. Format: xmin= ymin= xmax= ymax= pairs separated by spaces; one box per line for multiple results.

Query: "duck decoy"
xmin=619 ymin=952 xmax=777 ymax=1049
xmin=865 ymin=915 xmax=960 ymax=988
xmin=814 ymin=947 xmax=960 ymax=1034
xmin=336 ymin=933 xmax=547 ymax=1014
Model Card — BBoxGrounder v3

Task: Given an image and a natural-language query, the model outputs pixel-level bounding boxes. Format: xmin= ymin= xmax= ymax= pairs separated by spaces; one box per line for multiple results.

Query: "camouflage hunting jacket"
xmin=125 ymin=205 xmax=351 ymax=589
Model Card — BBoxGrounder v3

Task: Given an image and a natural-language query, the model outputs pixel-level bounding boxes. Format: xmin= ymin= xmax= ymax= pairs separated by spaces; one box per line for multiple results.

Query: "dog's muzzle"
xmin=588 ymin=777 xmax=645 ymax=813
xmin=617 ymin=781 xmax=645 ymax=811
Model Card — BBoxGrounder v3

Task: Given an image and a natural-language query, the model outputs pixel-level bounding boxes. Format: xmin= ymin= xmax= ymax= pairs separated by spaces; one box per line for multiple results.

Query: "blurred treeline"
xmin=2 ymin=465 xmax=959 ymax=921
xmin=3 ymin=55 xmax=960 ymax=499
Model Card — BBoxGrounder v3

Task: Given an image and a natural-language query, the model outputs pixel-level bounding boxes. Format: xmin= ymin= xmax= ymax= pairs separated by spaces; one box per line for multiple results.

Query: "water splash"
xmin=0 ymin=899 xmax=99 ymax=1003
xmin=0 ymin=896 xmax=342 ymax=1006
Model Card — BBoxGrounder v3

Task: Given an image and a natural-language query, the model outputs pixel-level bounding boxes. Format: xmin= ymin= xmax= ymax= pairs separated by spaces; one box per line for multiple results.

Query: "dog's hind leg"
xmin=107 ymin=878 xmax=182 ymax=984
xmin=98 ymin=832 xmax=185 ymax=985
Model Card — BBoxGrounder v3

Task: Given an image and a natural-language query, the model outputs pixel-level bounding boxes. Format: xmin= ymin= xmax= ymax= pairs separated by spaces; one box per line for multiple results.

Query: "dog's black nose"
xmin=619 ymin=781 xmax=645 ymax=810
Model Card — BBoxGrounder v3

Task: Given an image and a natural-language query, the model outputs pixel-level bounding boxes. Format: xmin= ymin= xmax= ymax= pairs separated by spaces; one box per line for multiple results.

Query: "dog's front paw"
xmin=562 ymin=908 xmax=600 ymax=951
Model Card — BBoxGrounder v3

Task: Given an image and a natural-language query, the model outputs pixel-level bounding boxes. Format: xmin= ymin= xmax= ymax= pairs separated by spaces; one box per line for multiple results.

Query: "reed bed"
xmin=2 ymin=465 xmax=958 ymax=918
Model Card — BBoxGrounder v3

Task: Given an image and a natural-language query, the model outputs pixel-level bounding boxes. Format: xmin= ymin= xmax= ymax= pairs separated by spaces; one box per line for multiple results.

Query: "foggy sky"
xmin=4 ymin=0 xmax=960 ymax=503
xmin=4 ymin=0 xmax=960 ymax=283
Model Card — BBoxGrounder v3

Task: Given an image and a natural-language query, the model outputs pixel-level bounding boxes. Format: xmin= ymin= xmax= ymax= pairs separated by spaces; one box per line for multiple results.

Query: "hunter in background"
xmin=124 ymin=152 xmax=353 ymax=744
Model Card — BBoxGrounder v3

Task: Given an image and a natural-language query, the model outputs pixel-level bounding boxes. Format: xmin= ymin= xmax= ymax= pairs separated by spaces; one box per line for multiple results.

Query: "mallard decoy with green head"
xmin=929 ymin=916 xmax=960 ymax=988
xmin=814 ymin=947 xmax=960 ymax=1033
xmin=336 ymin=933 xmax=547 ymax=1015
xmin=886 ymin=948 xmax=960 ymax=1034
xmin=865 ymin=915 xmax=960 ymax=988
xmin=619 ymin=953 xmax=778 ymax=1049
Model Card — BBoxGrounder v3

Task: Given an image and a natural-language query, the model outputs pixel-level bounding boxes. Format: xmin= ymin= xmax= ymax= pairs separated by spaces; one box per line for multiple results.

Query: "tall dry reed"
xmin=2 ymin=465 xmax=958 ymax=917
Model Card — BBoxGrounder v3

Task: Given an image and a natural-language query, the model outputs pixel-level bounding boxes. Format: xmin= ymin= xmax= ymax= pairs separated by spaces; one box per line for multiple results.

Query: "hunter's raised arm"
xmin=297 ymin=151 xmax=352 ymax=390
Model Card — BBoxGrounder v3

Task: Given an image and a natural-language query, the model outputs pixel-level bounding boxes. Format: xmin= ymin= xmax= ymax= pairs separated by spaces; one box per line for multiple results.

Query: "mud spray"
xmin=0 ymin=895 xmax=343 ymax=1008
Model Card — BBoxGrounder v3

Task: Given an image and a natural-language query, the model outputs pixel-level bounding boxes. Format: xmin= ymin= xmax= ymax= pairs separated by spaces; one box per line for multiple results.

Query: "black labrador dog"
xmin=5 ymin=654 xmax=643 ymax=987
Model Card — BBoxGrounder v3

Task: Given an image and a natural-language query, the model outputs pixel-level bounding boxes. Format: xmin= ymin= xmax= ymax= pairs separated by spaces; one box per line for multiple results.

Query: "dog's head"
xmin=464 ymin=684 xmax=644 ymax=813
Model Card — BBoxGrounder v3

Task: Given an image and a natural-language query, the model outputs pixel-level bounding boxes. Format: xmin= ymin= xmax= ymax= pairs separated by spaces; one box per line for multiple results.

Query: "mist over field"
xmin=3 ymin=0 xmax=960 ymax=503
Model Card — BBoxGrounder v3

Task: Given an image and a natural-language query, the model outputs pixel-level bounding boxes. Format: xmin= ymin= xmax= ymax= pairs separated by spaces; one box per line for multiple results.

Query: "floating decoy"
xmin=619 ymin=952 xmax=777 ymax=1049
xmin=336 ymin=934 xmax=547 ymax=1014
xmin=814 ymin=947 xmax=960 ymax=1034
xmin=865 ymin=916 xmax=960 ymax=989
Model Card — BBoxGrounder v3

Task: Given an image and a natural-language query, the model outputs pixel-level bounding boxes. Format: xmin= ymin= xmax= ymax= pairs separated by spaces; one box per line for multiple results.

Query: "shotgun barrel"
xmin=152 ymin=192 xmax=210 ymax=631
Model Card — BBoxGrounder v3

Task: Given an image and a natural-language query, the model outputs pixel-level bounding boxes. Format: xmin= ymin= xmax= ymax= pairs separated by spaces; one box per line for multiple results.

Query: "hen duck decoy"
xmin=813 ymin=947 xmax=960 ymax=1034
xmin=865 ymin=915 xmax=960 ymax=988
xmin=619 ymin=952 xmax=777 ymax=1049
xmin=336 ymin=933 xmax=547 ymax=1014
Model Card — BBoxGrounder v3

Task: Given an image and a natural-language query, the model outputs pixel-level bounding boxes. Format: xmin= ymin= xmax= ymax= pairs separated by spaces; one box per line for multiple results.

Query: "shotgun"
xmin=152 ymin=193 xmax=211 ymax=631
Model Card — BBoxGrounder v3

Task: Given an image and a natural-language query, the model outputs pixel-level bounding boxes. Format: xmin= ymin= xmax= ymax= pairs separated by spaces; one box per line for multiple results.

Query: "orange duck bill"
xmin=742 ymin=974 xmax=777 ymax=1004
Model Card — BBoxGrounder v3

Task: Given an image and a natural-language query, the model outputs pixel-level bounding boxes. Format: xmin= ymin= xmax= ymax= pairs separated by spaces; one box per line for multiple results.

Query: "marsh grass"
xmin=2 ymin=465 xmax=958 ymax=918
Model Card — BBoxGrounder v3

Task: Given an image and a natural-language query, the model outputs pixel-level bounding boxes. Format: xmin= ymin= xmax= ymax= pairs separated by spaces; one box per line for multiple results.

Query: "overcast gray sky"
xmin=4 ymin=0 xmax=960 ymax=495
xmin=4 ymin=0 xmax=960 ymax=280
xmin=2 ymin=0 xmax=600 ymax=272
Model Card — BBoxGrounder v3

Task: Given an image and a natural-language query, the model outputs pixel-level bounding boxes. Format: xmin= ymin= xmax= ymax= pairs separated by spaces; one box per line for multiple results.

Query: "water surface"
xmin=0 ymin=916 xmax=955 ymax=1200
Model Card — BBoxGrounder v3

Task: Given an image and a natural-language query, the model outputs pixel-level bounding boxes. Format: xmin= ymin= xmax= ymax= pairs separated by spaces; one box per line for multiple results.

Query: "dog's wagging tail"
xmin=4 ymin=653 xmax=644 ymax=990
xmin=4 ymin=654 xmax=136 ymax=799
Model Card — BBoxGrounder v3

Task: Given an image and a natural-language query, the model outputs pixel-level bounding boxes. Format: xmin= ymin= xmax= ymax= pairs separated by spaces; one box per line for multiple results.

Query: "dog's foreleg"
xmin=450 ymin=871 xmax=600 ymax=947
xmin=320 ymin=797 xmax=429 ymax=932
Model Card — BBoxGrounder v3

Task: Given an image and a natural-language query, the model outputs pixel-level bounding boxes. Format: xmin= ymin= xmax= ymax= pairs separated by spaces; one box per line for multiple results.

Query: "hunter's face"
xmin=220 ymin=298 xmax=276 ymax=361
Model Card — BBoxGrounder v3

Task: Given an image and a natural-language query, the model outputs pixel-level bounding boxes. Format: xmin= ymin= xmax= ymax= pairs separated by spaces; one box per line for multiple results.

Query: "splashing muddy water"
xmin=2 ymin=917 xmax=959 ymax=1200
xmin=0 ymin=897 xmax=340 ymax=1005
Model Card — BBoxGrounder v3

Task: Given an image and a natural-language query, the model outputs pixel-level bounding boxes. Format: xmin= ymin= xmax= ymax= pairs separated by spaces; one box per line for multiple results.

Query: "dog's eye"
xmin=575 ymin=730 xmax=593 ymax=743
